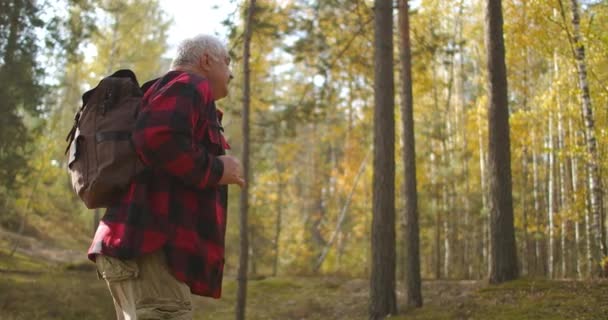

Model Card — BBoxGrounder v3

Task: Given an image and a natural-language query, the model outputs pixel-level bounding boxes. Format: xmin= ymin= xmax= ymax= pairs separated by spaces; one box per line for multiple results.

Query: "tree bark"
xmin=485 ymin=0 xmax=518 ymax=284
xmin=531 ymin=129 xmax=545 ymax=276
xmin=431 ymin=152 xmax=442 ymax=280
xmin=442 ymin=141 xmax=450 ymax=279
xmin=585 ymin=171 xmax=594 ymax=276
xmin=569 ymin=0 xmax=606 ymax=276
xmin=519 ymin=0 xmax=530 ymax=278
xmin=236 ymin=1 xmax=255 ymax=319
xmin=442 ymin=17 xmax=457 ymax=280
xmin=548 ymin=114 xmax=556 ymax=279
xmin=569 ymin=118 xmax=582 ymax=279
xmin=272 ymin=164 xmax=283 ymax=277
xmin=3 ymin=0 xmax=23 ymax=66
xmin=399 ymin=0 xmax=422 ymax=308
xmin=521 ymin=151 xmax=529 ymax=276
xmin=477 ymin=107 xmax=489 ymax=278
xmin=558 ymin=101 xmax=568 ymax=278
xmin=429 ymin=17 xmax=443 ymax=281
xmin=370 ymin=0 xmax=397 ymax=317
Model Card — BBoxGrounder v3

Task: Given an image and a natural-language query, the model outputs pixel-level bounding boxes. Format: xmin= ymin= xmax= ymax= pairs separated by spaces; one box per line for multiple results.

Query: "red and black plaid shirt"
xmin=88 ymin=70 xmax=231 ymax=298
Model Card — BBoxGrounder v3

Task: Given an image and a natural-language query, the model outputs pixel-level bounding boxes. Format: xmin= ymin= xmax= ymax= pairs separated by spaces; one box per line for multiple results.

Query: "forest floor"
xmin=1 ymin=228 xmax=608 ymax=320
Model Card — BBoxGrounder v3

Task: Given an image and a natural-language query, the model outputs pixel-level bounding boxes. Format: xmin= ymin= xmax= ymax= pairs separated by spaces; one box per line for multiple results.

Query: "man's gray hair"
xmin=171 ymin=34 xmax=227 ymax=69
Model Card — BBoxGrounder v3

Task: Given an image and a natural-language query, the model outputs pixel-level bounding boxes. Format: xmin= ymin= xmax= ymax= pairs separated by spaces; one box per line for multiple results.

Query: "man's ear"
xmin=200 ymin=53 xmax=211 ymax=71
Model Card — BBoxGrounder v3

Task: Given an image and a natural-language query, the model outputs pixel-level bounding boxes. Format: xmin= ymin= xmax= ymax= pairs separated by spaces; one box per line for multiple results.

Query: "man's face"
xmin=200 ymin=52 xmax=232 ymax=100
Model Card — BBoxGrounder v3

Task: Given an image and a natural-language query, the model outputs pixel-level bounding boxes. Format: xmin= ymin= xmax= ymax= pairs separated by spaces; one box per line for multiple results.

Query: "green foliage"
xmin=85 ymin=0 xmax=171 ymax=82
xmin=0 ymin=1 xmax=46 ymax=193
xmin=1 ymin=0 xmax=171 ymax=247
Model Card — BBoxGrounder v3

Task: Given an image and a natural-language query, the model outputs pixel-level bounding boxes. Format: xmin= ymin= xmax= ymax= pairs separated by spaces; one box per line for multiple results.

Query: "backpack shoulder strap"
xmin=141 ymin=77 xmax=159 ymax=94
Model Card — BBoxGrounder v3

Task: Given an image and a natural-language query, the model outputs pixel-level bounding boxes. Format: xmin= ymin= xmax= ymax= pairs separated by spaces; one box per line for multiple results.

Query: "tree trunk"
xmin=432 ymin=152 xmax=442 ymax=280
xmin=3 ymin=0 xmax=23 ymax=66
xmin=485 ymin=0 xmax=518 ymax=284
xmin=521 ymin=151 xmax=529 ymax=276
xmin=558 ymin=102 xmax=568 ymax=278
xmin=453 ymin=0 xmax=469 ymax=280
xmin=236 ymin=1 xmax=255 ymax=319
xmin=461 ymin=96 xmax=472 ymax=278
xmin=442 ymin=141 xmax=450 ymax=279
xmin=477 ymin=107 xmax=489 ymax=278
xmin=93 ymin=209 xmax=100 ymax=235
xmin=519 ymin=0 xmax=530 ymax=278
xmin=399 ymin=0 xmax=422 ymax=308
xmin=531 ymin=129 xmax=543 ymax=276
xmin=249 ymin=227 xmax=257 ymax=276
xmin=570 ymin=118 xmax=582 ymax=278
xmin=370 ymin=0 xmax=397 ymax=317
xmin=443 ymin=34 xmax=457 ymax=281
xmin=585 ymin=173 xmax=594 ymax=276
xmin=272 ymin=164 xmax=283 ymax=277
xmin=570 ymin=0 xmax=606 ymax=276
xmin=548 ymin=114 xmax=556 ymax=279
xmin=429 ymin=19 xmax=443 ymax=281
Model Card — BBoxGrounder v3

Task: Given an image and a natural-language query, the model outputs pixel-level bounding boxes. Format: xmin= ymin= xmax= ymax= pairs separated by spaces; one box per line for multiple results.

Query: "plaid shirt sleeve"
xmin=132 ymin=81 xmax=224 ymax=189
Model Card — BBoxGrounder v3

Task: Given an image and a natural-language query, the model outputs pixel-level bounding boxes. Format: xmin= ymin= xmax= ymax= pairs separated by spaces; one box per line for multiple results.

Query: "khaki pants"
xmin=96 ymin=251 xmax=193 ymax=320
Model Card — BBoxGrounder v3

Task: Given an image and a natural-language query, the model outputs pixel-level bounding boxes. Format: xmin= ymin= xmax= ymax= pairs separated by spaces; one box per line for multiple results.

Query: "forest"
xmin=1 ymin=0 xmax=608 ymax=319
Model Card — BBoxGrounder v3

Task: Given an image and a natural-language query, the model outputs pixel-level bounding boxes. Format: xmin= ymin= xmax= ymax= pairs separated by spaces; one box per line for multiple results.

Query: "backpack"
xmin=65 ymin=69 xmax=156 ymax=209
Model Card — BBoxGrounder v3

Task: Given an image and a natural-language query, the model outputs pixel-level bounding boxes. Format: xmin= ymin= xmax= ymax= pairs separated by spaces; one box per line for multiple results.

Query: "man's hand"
xmin=218 ymin=155 xmax=245 ymax=187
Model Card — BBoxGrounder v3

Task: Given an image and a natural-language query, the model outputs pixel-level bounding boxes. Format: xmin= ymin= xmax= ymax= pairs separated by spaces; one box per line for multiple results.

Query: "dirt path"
xmin=0 ymin=227 xmax=85 ymax=265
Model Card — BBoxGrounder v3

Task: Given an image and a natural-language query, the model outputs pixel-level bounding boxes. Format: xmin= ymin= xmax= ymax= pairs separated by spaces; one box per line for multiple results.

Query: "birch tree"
xmin=567 ymin=0 xmax=606 ymax=276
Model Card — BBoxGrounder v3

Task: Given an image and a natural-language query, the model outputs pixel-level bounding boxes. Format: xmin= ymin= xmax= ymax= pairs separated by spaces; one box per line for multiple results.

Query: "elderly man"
xmin=88 ymin=34 xmax=243 ymax=320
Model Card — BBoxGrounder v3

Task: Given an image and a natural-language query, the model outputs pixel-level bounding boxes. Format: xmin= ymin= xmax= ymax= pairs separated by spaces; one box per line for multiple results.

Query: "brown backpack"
xmin=65 ymin=69 xmax=155 ymax=209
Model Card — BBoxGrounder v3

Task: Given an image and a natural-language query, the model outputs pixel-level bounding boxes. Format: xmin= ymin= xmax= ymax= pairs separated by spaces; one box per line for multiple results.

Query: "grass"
xmin=0 ymin=248 xmax=47 ymax=272
xmin=194 ymin=276 xmax=367 ymax=319
xmin=0 ymin=241 xmax=113 ymax=320
xmin=2 ymin=251 xmax=608 ymax=320
xmin=0 ymin=269 xmax=115 ymax=320
xmin=398 ymin=278 xmax=608 ymax=320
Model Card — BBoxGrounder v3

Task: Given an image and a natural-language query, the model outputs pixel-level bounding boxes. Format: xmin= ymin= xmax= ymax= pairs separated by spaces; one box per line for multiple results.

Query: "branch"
xmin=313 ymin=148 xmax=371 ymax=272
xmin=556 ymin=0 xmax=580 ymax=71
xmin=293 ymin=15 xmax=374 ymax=114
